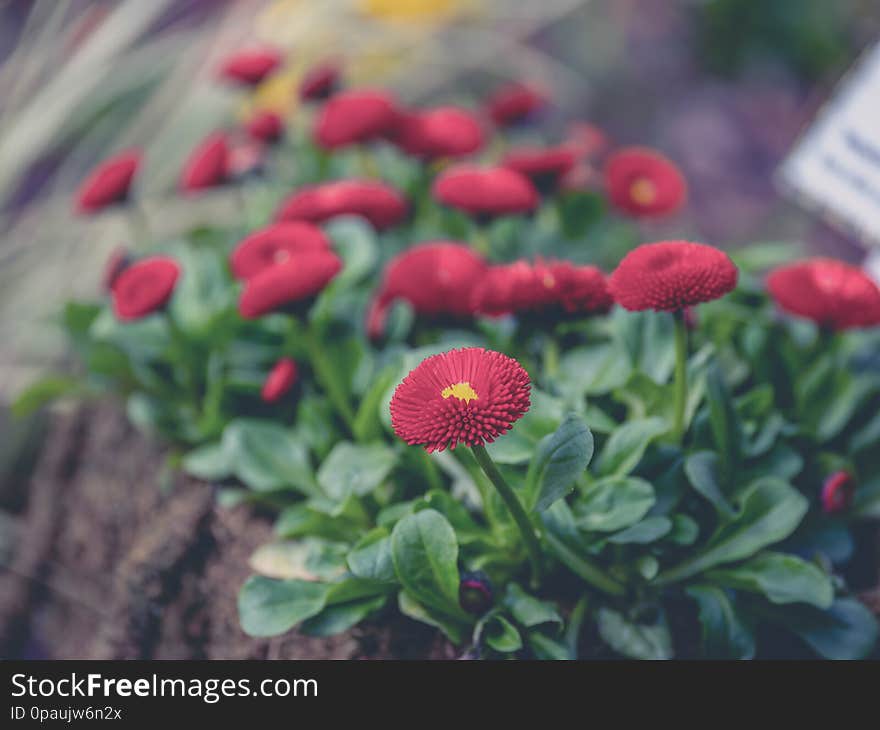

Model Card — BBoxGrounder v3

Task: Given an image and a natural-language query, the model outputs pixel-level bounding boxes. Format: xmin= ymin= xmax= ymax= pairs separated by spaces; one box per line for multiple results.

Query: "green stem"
xmin=672 ymin=310 xmax=688 ymax=444
xmin=301 ymin=322 xmax=355 ymax=432
xmin=472 ymin=225 xmax=491 ymax=257
xmin=544 ymin=532 xmax=625 ymax=597
xmin=356 ymin=146 xmax=378 ymax=178
xmin=165 ymin=314 xmax=198 ymax=406
xmin=471 ymin=444 xmax=543 ymax=589
xmin=543 ymin=337 xmax=560 ymax=379
xmin=417 ymin=449 xmax=443 ymax=492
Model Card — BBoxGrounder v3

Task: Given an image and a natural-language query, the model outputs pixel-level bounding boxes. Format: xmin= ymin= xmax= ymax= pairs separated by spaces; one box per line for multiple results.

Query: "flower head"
xmin=609 ymin=241 xmax=737 ymax=312
xmin=75 ymin=149 xmax=141 ymax=214
xmin=432 ymin=165 xmax=538 ymax=219
xmin=245 ymin=110 xmax=284 ymax=144
xmin=459 ymin=570 xmax=493 ymax=615
xmin=230 ymin=222 xmax=331 ymax=280
xmin=501 ymin=145 xmax=577 ymax=192
xmin=766 ymin=258 xmax=880 ymax=331
xmin=300 ymin=61 xmax=341 ymax=101
xmin=111 ymin=256 xmax=180 ymax=321
xmin=605 ymin=147 xmax=686 ymax=218
xmin=367 ymin=242 xmax=487 ymax=338
xmin=472 ymin=259 xmax=612 ymax=317
xmin=238 ymin=250 xmax=342 ymax=319
xmin=821 ymin=471 xmax=855 ymax=514
xmin=218 ymin=47 xmax=283 ymax=86
xmin=261 ymin=358 xmax=299 ymax=403
xmin=390 ymin=347 xmax=531 ymax=452
xmin=180 ymin=132 xmax=230 ymax=192
xmin=314 ymin=89 xmax=400 ymax=149
xmin=485 ymin=82 xmax=545 ymax=127
xmin=566 ymin=122 xmax=610 ymax=160
xmin=394 ymin=106 xmax=484 ymax=159
xmin=276 ymin=179 xmax=407 ymax=230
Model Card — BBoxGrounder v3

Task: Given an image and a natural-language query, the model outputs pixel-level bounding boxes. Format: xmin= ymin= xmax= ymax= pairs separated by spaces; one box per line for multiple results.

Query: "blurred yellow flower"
xmin=358 ymin=0 xmax=467 ymax=22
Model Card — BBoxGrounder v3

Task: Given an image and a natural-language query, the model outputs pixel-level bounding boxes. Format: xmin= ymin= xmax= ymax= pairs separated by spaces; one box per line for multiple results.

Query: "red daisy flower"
xmin=432 ymin=165 xmax=538 ymax=219
xmin=313 ymin=89 xmax=400 ymax=149
xmin=605 ymin=147 xmax=687 ymax=218
xmin=390 ymin=347 xmax=531 ymax=452
xmin=766 ymin=258 xmax=880 ymax=331
xmin=366 ymin=242 xmax=487 ymax=338
xmin=609 ymin=241 xmax=738 ymax=312
xmin=472 ymin=259 xmax=612 ymax=317
xmin=394 ymin=106 xmax=484 ymax=159
xmin=300 ymin=61 xmax=341 ymax=101
xmin=245 ymin=110 xmax=284 ymax=144
xmin=180 ymin=132 xmax=230 ymax=192
xmin=102 ymin=246 xmax=132 ymax=292
xmin=218 ymin=47 xmax=283 ymax=86
xmin=261 ymin=358 xmax=299 ymax=403
xmin=275 ymin=179 xmax=407 ymax=231
xmin=230 ymin=222 xmax=332 ymax=280
xmin=821 ymin=471 xmax=855 ymax=514
xmin=238 ymin=250 xmax=342 ymax=319
xmin=501 ymin=145 xmax=577 ymax=191
xmin=75 ymin=149 xmax=141 ymax=214
xmin=111 ymin=256 xmax=180 ymax=321
xmin=485 ymin=82 xmax=545 ymax=127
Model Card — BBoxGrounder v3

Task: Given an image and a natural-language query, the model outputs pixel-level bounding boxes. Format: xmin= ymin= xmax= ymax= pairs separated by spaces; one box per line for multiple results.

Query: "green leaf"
xmin=483 ymin=615 xmax=523 ymax=653
xmin=763 ymin=598 xmax=878 ymax=660
xmin=397 ymin=591 xmax=466 ymax=644
xmin=223 ymin=419 xmax=316 ymax=494
xmin=347 ymin=528 xmax=396 ymax=583
xmin=486 ymin=388 xmax=565 ymax=465
xmin=558 ymin=344 xmax=632 ymax=399
xmin=526 ymin=414 xmax=593 ymax=512
xmin=684 ymin=451 xmax=736 ymax=519
xmin=706 ymin=363 xmax=741 ymax=480
xmin=168 ymin=245 xmax=232 ymax=337
xmin=575 ymin=476 xmax=655 ymax=532
xmin=317 ymin=441 xmax=397 ymax=500
xmin=597 ymin=608 xmax=672 ymax=660
xmin=668 ymin=514 xmax=700 ymax=545
xmin=686 ymin=585 xmax=756 ymax=659
xmin=300 ymin=595 xmax=387 ymax=637
xmin=706 ymin=552 xmax=833 ymax=609
xmin=11 ymin=376 xmax=87 ymax=418
xmin=658 ymin=477 xmax=808 ymax=583
xmin=609 ymin=516 xmax=672 ymax=544
xmin=238 ymin=576 xmax=330 ymax=637
xmin=503 ymin=584 xmax=562 ymax=630
xmin=353 ymin=366 xmax=398 ymax=443
xmin=528 ymin=631 xmax=571 ymax=660
xmin=596 ymin=417 xmax=668 ymax=477
xmin=325 ymin=216 xmax=379 ymax=285
xmin=182 ymin=442 xmax=231 ymax=481
xmin=390 ymin=510 xmax=462 ymax=617
xmin=557 ymin=190 xmax=604 ymax=239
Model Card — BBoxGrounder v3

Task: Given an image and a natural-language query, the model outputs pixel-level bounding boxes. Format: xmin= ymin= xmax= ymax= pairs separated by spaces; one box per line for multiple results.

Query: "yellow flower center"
xmin=441 ymin=381 xmax=479 ymax=403
xmin=629 ymin=178 xmax=657 ymax=205
xmin=542 ymin=273 xmax=556 ymax=289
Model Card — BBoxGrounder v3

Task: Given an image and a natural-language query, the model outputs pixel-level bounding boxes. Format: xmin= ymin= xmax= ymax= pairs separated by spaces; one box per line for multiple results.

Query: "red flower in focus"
xmin=180 ymin=132 xmax=230 ymax=192
xmin=111 ymin=256 xmax=180 ymax=321
xmin=75 ymin=149 xmax=141 ymax=214
xmin=366 ymin=242 xmax=487 ymax=338
xmin=390 ymin=347 xmax=531 ymax=452
xmin=219 ymin=47 xmax=283 ymax=86
xmin=501 ymin=145 xmax=577 ymax=191
xmin=246 ymin=110 xmax=284 ymax=144
xmin=261 ymin=358 xmax=299 ymax=403
xmin=394 ymin=107 xmax=484 ymax=159
xmin=472 ymin=259 xmax=612 ymax=317
xmin=432 ymin=165 xmax=538 ymax=219
xmin=102 ymin=247 xmax=132 ymax=292
xmin=609 ymin=241 xmax=738 ymax=312
xmin=566 ymin=122 xmax=610 ymax=160
xmin=766 ymin=258 xmax=880 ymax=331
xmin=486 ymin=82 xmax=545 ymax=127
xmin=238 ymin=251 xmax=342 ymax=319
xmin=821 ymin=471 xmax=855 ymax=514
xmin=230 ymin=222 xmax=332 ymax=280
xmin=300 ymin=61 xmax=341 ymax=101
xmin=605 ymin=147 xmax=687 ymax=218
xmin=276 ymin=179 xmax=407 ymax=230
xmin=313 ymin=89 xmax=400 ymax=149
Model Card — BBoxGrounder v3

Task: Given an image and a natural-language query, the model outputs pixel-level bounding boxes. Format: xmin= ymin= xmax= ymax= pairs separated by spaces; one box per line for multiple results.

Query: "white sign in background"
xmin=779 ymin=42 xmax=880 ymax=281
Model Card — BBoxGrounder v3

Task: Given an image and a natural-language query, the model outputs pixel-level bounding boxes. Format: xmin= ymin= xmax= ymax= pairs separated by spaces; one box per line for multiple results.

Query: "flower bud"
xmin=459 ymin=570 xmax=494 ymax=615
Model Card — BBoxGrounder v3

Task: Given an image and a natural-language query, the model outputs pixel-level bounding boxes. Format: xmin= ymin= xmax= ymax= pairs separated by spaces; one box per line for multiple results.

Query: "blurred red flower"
xmin=485 ymin=82 xmax=545 ymax=127
xmin=394 ymin=107 xmax=484 ymax=159
xmin=432 ymin=165 xmax=538 ymax=219
xmin=246 ymin=110 xmax=284 ymax=144
xmin=390 ymin=347 xmax=531 ymax=452
xmin=566 ymin=122 xmax=610 ymax=160
xmin=501 ymin=145 xmax=577 ymax=191
xmin=75 ymin=149 xmax=141 ymax=214
xmin=314 ymin=89 xmax=400 ymax=149
xmin=219 ymin=47 xmax=283 ymax=86
xmin=230 ymin=222 xmax=332 ymax=280
xmin=300 ymin=61 xmax=341 ymax=101
xmin=261 ymin=358 xmax=299 ymax=403
xmin=180 ymin=132 xmax=230 ymax=192
xmin=238 ymin=250 xmax=342 ymax=319
xmin=102 ymin=246 xmax=132 ymax=292
xmin=111 ymin=256 xmax=180 ymax=321
xmin=366 ymin=242 xmax=487 ymax=338
xmin=276 ymin=179 xmax=407 ymax=230
xmin=821 ymin=471 xmax=855 ymax=514
xmin=609 ymin=241 xmax=738 ymax=312
xmin=605 ymin=147 xmax=687 ymax=218
xmin=766 ymin=258 xmax=880 ymax=331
